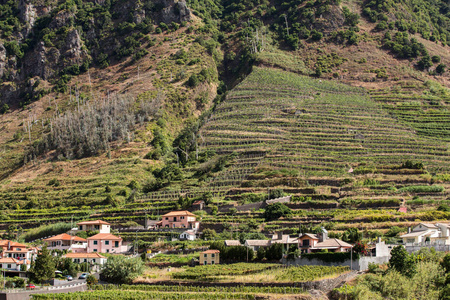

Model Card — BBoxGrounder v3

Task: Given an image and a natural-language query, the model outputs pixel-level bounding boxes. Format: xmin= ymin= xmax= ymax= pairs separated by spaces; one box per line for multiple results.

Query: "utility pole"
xmin=284 ymin=14 xmax=289 ymax=36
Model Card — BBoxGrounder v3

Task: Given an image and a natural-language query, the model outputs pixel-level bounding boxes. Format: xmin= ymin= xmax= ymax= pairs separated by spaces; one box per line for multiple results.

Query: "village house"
xmin=311 ymin=238 xmax=353 ymax=253
xmin=87 ymin=233 xmax=124 ymax=253
xmin=0 ymin=257 xmax=31 ymax=272
xmin=63 ymin=252 xmax=107 ymax=271
xmin=43 ymin=233 xmax=87 ymax=253
xmin=77 ymin=220 xmax=111 ymax=233
xmin=179 ymin=230 xmax=196 ymax=241
xmin=224 ymin=240 xmax=241 ymax=247
xmin=400 ymin=223 xmax=450 ymax=245
xmin=297 ymin=233 xmax=319 ymax=254
xmin=157 ymin=211 xmax=200 ymax=230
xmin=199 ymin=250 xmax=220 ymax=265
xmin=0 ymin=240 xmax=37 ymax=262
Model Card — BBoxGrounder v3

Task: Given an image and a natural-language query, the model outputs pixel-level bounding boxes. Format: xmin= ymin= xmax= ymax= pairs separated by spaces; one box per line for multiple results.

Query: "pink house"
xmin=157 ymin=211 xmax=199 ymax=230
xmin=87 ymin=233 xmax=123 ymax=254
xmin=43 ymin=233 xmax=87 ymax=253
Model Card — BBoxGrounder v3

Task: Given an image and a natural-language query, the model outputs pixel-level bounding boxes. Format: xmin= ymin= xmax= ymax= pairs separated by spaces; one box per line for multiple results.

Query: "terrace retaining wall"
xmin=134 ymin=271 xmax=358 ymax=293
xmin=284 ymin=256 xmax=390 ymax=271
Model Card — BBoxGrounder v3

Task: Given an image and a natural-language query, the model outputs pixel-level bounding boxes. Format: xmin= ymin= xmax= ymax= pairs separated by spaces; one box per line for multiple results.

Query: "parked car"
xmin=26 ymin=283 xmax=36 ymax=290
xmin=64 ymin=275 xmax=73 ymax=281
xmin=78 ymin=273 xmax=88 ymax=279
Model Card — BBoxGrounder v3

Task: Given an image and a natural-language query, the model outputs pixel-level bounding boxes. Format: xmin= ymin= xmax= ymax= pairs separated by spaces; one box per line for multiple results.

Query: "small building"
xmin=180 ymin=230 xmax=196 ymax=241
xmin=199 ymin=250 xmax=220 ymax=265
xmin=400 ymin=223 xmax=450 ymax=245
xmin=244 ymin=240 xmax=270 ymax=252
xmin=0 ymin=257 xmax=31 ymax=272
xmin=63 ymin=252 xmax=107 ymax=271
xmin=77 ymin=220 xmax=111 ymax=234
xmin=43 ymin=234 xmax=87 ymax=253
xmin=224 ymin=240 xmax=241 ymax=247
xmin=157 ymin=211 xmax=200 ymax=230
xmin=312 ymin=238 xmax=352 ymax=253
xmin=0 ymin=240 xmax=38 ymax=262
xmin=298 ymin=233 xmax=319 ymax=254
xmin=192 ymin=200 xmax=205 ymax=211
xmin=87 ymin=233 xmax=123 ymax=253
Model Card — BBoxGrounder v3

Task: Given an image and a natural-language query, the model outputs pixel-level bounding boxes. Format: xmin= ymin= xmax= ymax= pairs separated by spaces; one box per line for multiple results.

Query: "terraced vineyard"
xmin=193 ymin=67 xmax=450 ymax=236
xmin=199 ymin=67 xmax=449 ymax=176
xmin=1 ymin=67 xmax=449 ymax=242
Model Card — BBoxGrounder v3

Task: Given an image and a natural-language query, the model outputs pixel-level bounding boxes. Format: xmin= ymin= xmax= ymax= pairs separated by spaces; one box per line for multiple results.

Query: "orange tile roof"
xmin=4 ymin=248 xmax=30 ymax=253
xmin=202 ymin=250 xmax=220 ymax=254
xmin=0 ymin=257 xmax=18 ymax=264
xmin=162 ymin=211 xmax=196 ymax=217
xmin=16 ymin=259 xmax=31 ymax=265
xmin=0 ymin=240 xmax=28 ymax=248
xmin=77 ymin=220 xmax=111 ymax=226
xmin=87 ymin=233 xmax=122 ymax=241
xmin=63 ymin=252 xmax=106 ymax=259
xmin=43 ymin=234 xmax=87 ymax=242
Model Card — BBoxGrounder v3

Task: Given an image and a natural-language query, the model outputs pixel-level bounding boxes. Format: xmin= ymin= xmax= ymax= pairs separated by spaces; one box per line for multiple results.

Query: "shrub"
xmin=263 ymin=203 xmax=292 ymax=221
xmin=102 ymin=256 xmax=144 ymax=284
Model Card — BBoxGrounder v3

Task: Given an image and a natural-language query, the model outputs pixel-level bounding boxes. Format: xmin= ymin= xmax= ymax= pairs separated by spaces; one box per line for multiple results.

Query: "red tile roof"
xmin=202 ymin=250 xmax=220 ymax=254
xmin=77 ymin=220 xmax=111 ymax=226
xmin=43 ymin=234 xmax=87 ymax=242
xmin=63 ymin=252 xmax=106 ymax=259
xmin=87 ymin=233 xmax=122 ymax=241
xmin=162 ymin=211 xmax=196 ymax=217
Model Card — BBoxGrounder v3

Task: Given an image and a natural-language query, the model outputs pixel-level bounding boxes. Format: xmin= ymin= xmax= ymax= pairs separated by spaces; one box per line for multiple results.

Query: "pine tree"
xmin=29 ymin=245 xmax=56 ymax=284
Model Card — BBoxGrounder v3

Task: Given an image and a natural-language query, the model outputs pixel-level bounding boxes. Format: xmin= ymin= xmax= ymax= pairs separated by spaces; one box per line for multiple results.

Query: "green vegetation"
xmin=101 ymin=256 xmax=144 ymax=284
xmin=171 ymin=263 xmax=348 ymax=282
xmin=333 ymin=250 xmax=450 ymax=299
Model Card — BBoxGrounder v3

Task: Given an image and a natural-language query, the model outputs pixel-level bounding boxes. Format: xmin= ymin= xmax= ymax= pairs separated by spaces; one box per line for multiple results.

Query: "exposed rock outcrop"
xmin=158 ymin=0 xmax=191 ymax=24
xmin=0 ymin=43 xmax=6 ymax=79
xmin=19 ymin=0 xmax=37 ymax=37
xmin=62 ymin=29 xmax=87 ymax=65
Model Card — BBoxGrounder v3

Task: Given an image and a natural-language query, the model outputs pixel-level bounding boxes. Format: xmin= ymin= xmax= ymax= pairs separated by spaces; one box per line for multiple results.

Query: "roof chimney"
xmin=408 ymin=227 xmax=411 ymax=233
xmin=277 ymin=232 xmax=282 ymax=240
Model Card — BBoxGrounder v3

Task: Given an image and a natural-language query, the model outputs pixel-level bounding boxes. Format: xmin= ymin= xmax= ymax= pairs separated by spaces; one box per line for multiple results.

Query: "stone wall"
xmin=0 ymin=283 xmax=87 ymax=300
xmin=284 ymin=256 xmax=390 ymax=271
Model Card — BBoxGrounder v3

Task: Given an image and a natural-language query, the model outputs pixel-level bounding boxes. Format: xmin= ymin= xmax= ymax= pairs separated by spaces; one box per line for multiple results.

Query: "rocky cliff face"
xmin=159 ymin=0 xmax=191 ymax=24
xmin=19 ymin=0 xmax=37 ymax=37
xmin=0 ymin=0 xmax=192 ymax=105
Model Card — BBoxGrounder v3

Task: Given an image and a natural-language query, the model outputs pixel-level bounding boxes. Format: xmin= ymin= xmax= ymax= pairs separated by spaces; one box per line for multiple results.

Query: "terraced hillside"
xmin=200 ymin=67 xmax=449 ymax=175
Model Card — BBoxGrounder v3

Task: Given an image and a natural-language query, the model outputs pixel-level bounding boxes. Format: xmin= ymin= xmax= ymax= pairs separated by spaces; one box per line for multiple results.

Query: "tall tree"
xmin=28 ymin=245 xmax=56 ymax=284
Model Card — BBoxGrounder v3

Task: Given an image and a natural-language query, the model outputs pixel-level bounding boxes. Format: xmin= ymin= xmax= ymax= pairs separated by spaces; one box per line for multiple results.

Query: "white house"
xmin=77 ymin=220 xmax=111 ymax=234
xmin=63 ymin=252 xmax=107 ymax=269
xmin=0 ymin=257 xmax=31 ymax=272
xmin=180 ymin=230 xmax=196 ymax=241
xmin=400 ymin=223 xmax=450 ymax=245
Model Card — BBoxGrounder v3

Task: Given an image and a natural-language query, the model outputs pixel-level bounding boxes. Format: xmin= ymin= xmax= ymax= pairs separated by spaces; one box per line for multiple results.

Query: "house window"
xmin=7 ymin=264 xmax=11 ymax=269
xmin=407 ymin=239 xmax=415 ymax=244
xmin=95 ymin=225 xmax=99 ymax=230
xmin=94 ymin=241 xmax=98 ymax=245
xmin=107 ymin=249 xmax=109 ymax=253
xmin=303 ymin=240 xmax=310 ymax=247
xmin=211 ymin=261 xmax=215 ymax=265
xmin=105 ymin=241 xmax=110 ymax=245
xmin=204 ymin=261 xmax=207 ymax=265
xmin=211 ymin=254 xmax=215 ymax=258
xmin=84 ymin=259 xmax=87 ymax=262
xmin=16 ymin=248 xmax=20 ymax=251
xmin=79 ymin=226 xmax=82 ymax=230
xmin=93 ymin=249 xmax=97 ymax=252
xmin=93 ymin=259 xmax=96 ymax=263
xmin=181 ymin=216 xmax=184 ymax=220
xmin=204 ymin=254 xmax=207 ymax=258
xmin=165 ymin=217 xmax=168 ymax=220
xmin=173 ymin=217 xmax=177 ymax=222
xmin=115 ymin=241 xmax=119 ymax=247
